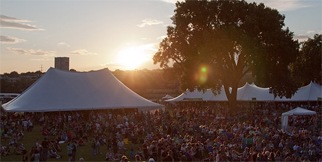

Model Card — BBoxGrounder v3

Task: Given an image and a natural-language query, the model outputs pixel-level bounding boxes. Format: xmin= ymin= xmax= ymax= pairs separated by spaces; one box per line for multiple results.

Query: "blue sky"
xmin=0 ymin=0 xmax=321 ymax=73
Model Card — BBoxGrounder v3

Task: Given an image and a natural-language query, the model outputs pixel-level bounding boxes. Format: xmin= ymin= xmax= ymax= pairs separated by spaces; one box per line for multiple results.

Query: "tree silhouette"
xmin=153 ymin=0 xmax=300 ymax=112
xmin=291 ymin=34 xmax=322 ymax=86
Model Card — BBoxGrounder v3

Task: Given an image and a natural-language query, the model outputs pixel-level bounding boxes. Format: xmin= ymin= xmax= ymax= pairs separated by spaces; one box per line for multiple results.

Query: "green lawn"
xmin=1 ymin=125 xmax=137 ymax=161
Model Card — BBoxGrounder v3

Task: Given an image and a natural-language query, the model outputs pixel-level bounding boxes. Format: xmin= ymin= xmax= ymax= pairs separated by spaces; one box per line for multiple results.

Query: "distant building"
xmin=55 ymin=57 xmax=69 ymax=71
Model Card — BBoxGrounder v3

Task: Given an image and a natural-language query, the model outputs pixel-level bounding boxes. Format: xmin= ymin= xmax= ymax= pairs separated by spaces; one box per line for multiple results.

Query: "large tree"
xmin=291 ymin=34 xmax=322 ymax=86
xmin=153 ymin=0 xmax=299 ymax=111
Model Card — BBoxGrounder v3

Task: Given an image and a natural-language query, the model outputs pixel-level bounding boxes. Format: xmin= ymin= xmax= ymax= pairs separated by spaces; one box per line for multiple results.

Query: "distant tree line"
xmin=0 ymin=71 xmax=43 ymax=93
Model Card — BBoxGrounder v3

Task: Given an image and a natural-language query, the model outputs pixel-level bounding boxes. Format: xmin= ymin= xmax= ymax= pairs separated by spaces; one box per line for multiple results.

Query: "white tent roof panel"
xmin=282 ymin=107 xmax=317 ymax=116
xmin=2 ymin=68 xmax=163 ymax=112
xmin=275 ymin=82 xmax=322 ymax=101
xmin=237 ymin=83 xmax=275 ymax=101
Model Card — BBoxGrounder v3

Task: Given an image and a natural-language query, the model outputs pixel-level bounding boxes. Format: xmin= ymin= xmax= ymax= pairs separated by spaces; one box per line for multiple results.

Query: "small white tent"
xmin=2 ymin=68 xmax=163 ymax=112
xmin=281 ymin=107 xmax=316 ymax=131
xmin=166 ymin=89 xmax=205 ymax=102
xmin=162 ymin=94 xmax=173 ymax=100
xmin=165 ymin=92 xmax=186 ymax=102
xmin=166 ymin=88 xmax=229 ymax=102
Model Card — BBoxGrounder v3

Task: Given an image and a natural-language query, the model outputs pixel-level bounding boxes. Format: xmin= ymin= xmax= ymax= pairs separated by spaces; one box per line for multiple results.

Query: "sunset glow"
xmin=116 ymin=46 xmax=151 ymax=70
xmin=0 ymin=0 xmax=320 ymax=73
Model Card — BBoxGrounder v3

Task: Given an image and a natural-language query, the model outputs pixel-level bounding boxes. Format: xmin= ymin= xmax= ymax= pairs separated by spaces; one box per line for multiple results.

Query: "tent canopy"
xmin=237 ymin=83 xmax=275 ymax=101
xmin=166 ymin=89 xmax=205 ymax=102
xmin=281 ymin=107 xmax=316 ymax=131
xmin=2 ymin=67 xmax=163 ymax=112
xmin=276 ymin=81 xmax=322 ymax=101
xmin=282 ymin=107 xmax=317 ymax=116
xmin=206 ymin=86 xmax=228 ymax=101
xmin=162 ymin=94 xmax=173 ymax=100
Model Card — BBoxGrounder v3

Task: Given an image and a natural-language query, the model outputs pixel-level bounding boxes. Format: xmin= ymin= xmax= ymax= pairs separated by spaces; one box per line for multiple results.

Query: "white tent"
xmin=162 ymin=94 xmax=174 ymax=100
xmin=2 ymin=67 xmax=163 ymax=112
xmin=281 ymin=107 xmax=316 ymax=131
xmin=166 ymin=87 xmax=228 ymax=102
xmin=203 ymin=89 xmax=216 ymax=101
xmin=276 ymin=81 xmax=322 ymax=101
xmin=165 ymin=92 xmax=185 ymax=102
xmin=166 ymin=82 xmax=322 ymax=103
xmin=207 ymin=86 xmax=228 ymax=101
xmin=166 ymin=89 xmax=205 ymax=102
xmin=237 ymin=83 xmax=275 ymax=101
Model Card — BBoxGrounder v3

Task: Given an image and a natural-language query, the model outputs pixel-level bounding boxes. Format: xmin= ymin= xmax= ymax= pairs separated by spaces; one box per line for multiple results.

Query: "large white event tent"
xmin=2 ymin=67 xmax=163 ymax=112
xmin=281 ymin=107 xmax=316 ymax=131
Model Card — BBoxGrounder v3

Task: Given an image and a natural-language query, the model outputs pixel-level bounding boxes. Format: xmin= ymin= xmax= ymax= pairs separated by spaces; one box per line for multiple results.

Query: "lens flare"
xmin=196 ymin=65 xmax=208 ymax=84
xmin=201 ymin=66 xmax=207 ymax=73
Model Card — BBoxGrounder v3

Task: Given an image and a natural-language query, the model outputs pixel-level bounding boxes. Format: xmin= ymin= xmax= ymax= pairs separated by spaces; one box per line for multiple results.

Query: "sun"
xmin=116 ymin=46 xmax=151 ymax=70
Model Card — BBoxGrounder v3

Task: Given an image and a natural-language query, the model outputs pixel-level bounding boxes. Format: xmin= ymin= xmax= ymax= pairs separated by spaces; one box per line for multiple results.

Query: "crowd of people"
xmin=1 ymin=102 xmax=321 ymax=161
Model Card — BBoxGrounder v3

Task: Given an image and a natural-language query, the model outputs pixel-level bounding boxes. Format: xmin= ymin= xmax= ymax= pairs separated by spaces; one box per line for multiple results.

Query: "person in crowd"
xmin=71 ymin=140 xmax=77 ymax=162
xmin=32 ymin=149 xmax=40 ymax=162
xmin=48 ymin=145 xmax=61 ymax=159
xmin=120 ymin=155 xmax=129 ymax=162
xmin=67 ymin=141 xmax=74 ymax=162
xmin=40 ymin=137 xmax=49 ymax=161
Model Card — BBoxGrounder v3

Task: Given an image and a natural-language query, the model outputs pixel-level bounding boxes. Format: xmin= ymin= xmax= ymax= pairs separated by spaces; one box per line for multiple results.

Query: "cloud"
xmin=306 ymin=30 xmax=317 ymax=35
xmin=294 ymin=30 xmax=322 ymax=42
xmin=157 ymin=35 xmax=167 ymax=40
xmin=294 ymin=34 xmax=309 ymax=42
xmin=30 ymin=58 xmax=52 ymax=61
xmin=161 ymin=0 xmax=311 ymax=11
xmin=57 ymin=42 xmax=71 ymax=47
xmin=0 ymin=35 xmax=26 ymax=44
xmin=247 ymin=0 xmax=311 ymax=11
xmin=0 ymin=15 xmax=30 ymax=22
xmin=70 ymin=49 xmax=97 ymax=55
xmin=0 ymin=15 xmax=43 ymax=30
xmin=126 ymin=43 xmax=158 ymax=54
xmin=140 ymin=43 xmax=158 ymax=52
xmin=7 ymin=47 xmax=55 ymax=56
xmin=160 ymin=0 xmax=184 ymax=4
xmin=137 ymin=18 xmax=163 ymax=27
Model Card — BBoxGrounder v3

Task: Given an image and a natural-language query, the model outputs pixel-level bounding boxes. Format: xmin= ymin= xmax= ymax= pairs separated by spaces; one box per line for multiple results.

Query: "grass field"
xmin=1 ymin=125 xmax=137 ymax=161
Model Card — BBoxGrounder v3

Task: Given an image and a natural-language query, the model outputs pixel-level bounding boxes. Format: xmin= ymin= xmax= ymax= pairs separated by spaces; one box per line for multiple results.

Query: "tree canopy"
xmin=153 ymin=0 xmax=300 ymax=111
xmin=292 ymin=34 xmax=322 ymax=86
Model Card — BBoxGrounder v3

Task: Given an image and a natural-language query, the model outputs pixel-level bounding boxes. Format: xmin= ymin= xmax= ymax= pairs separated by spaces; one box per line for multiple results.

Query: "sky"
xmin=0 ymin=0 xmax=321 ymax=73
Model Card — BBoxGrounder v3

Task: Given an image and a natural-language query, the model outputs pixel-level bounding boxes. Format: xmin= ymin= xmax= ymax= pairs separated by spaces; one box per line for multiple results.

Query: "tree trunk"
xmin=224 ymin=84 xmax=238 ymax=114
